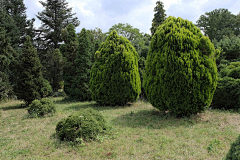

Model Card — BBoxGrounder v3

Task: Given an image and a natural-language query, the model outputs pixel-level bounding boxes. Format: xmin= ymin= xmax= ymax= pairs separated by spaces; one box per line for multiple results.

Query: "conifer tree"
xmin=0 ymin=27 xmax=15 ymax=100
xmin=36 ymin=0 xmax=80 ymax=91
xmin=1 ymin=0 xmax=35 ymax=47
xmin=73 ymin=28 xmax=93 ymax=101
xmin=60 ymin=24 xmax=79 ymax=99
xmin=15 ymin=36 xmax=44 ymax=105
xmin=144 ymin=16 xmax=219 ymax=117
xmin=89 ymin=30 xmax=141 ymax=106
xmin=150 ymin=0 xmax=167 ymax=36
xmin=36 ymin=0 xmax=80 ymax=49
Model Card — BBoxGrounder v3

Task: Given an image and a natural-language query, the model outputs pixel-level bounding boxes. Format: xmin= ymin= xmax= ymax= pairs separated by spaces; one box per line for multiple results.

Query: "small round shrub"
xmin=212 ymin=77 xmax=240 ymax=110
xmin=56 ymin=108 xmax=106 ymax=141
xmin=224 ymin=134 xmax=240 ymax=160
xmin=143 ymin=16 xmax=218 ymax=117
xmin=28 ymin=98 xmax=56 ymax=117
xmin=40 ymin=78 xmax=53 ymax=98
xmin=89 ymin=30 xmax=141 ymax=106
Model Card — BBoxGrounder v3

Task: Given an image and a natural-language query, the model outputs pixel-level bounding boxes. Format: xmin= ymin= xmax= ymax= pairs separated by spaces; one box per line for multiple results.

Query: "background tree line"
xmin=1 ymin=0 xmax=240 ymax=105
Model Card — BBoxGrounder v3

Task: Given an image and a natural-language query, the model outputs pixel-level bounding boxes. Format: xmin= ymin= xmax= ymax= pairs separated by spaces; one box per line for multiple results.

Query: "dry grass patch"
xmin=0 ymin=97 xmax=240 ymax=159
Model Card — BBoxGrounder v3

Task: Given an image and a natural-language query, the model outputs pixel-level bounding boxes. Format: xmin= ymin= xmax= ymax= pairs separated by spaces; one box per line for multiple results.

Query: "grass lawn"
xmin=0 ymin=97 xmax=239 ymax=160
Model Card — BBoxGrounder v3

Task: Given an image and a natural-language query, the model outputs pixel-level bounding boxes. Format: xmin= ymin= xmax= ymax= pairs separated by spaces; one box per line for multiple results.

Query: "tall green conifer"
xmin=15 ymin=36 xmax=44 ymax=105
xmin=60 ymin=24 xmax=79 ymax=99
xmin=150 ymin=0 xmax=167 ymax=36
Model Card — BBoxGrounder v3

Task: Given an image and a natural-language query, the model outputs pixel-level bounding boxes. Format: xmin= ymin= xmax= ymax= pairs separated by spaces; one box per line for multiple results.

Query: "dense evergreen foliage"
xmin=14 ymin=36 xmax=44 ymax=105
xmin=89 ymin=30 xmax=141 ymax=106
xmin=143 ymin=16 xmax=219 ymax=117
xmin=60 ymin=24 xmax=79 ymax=99
xmin=73 ymin=28 xmax=93 ymax=101
xmin=56 ymin=108 xmax=106 ymax=141
xmin=150 ymin=0 xmax=167 ymax=36
xmin=1 ymin=0 xmax=35 ymax=47
xmin=224 ymin=134 xmax=240 ymax=160
xmin=36 ymin=0 xmax=80 ymax=92
xmin=0 ymin=27 xmax=15 ymax=100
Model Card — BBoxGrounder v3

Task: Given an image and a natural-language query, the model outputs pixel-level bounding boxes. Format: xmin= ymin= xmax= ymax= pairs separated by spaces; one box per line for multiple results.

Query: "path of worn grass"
xmin=0 ymin=97 xmax=239 ymax=160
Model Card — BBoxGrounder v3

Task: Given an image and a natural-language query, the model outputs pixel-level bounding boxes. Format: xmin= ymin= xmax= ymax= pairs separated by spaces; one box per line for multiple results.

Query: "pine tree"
xmin=89 ymin=30 xmax=141 ymax=106
xmin=15 ymin=36 xmax=44 ymax=105
xmin=150 ymin=0 xmax=167 ymax=36
xmin=1 ymin=0 xmax=35 ymax=47
xmin=36 ymin=0 xmax=80 ymax=49
xmin=52 ymin=48 xmax=63 ymax=92
xmin=0 ymin=27 xmax=15 ymax=100
xmin=60 ymin=24 xmax=79 ymax=99
xmin=73 ymin=28 xmax=93 ymax=101
xmin=36 ymin=0 xmax=80 ymax=92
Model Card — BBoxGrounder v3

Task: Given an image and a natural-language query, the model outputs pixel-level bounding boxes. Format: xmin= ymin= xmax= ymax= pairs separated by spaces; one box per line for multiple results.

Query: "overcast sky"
xmin=24 ymin=0 xmax=240 ymax=34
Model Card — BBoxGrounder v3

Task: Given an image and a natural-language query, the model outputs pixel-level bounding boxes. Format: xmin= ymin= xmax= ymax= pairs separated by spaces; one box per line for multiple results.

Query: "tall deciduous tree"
xmin=196 ymin=8 xmax=238 ymax=41
xmin=14 ymin=36 xmax=44 ymax=105
xmin=150 ymin=0 xmax=167 ymax=37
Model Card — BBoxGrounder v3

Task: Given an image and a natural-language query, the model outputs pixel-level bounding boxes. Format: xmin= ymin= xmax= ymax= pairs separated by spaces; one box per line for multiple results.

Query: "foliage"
xmin=89 ymin=30 xmax=141 ymax=106
xmin=106 ymin=23 xmax=146 ymax=54
xmin=0 ymin=27 xmax=15 ymax=100
xmin=196 ymin=8 xmax=238 ymax=41
xmin=56 ymin=108 xmax=106 ymax=141
xmin=40 ymin=78 xmax=53 ymax=98
xmin=150 ymin=0 xmax=167 ymax=36
xmin=212 ymin=77 xmax=240 ymax=110
xmin=36 ymin=0 xmax=80 ymax=49
xmin=138 ymin=57 xmax=147 ymax=100
xmin=60 ymin=24 xmax=79 ymax=100
xmin=1 ymin=0 xmax=35 ymax=48
xmin=143 ymin=16 xmax=218 ymax=117
xmin=72 ymin=28 xmax=93 ymax=101
xmin=28 ymin=98 xmax=56 ymax=117
xmin=212 ymin=35 xmax=240 ymax=64
xmin=224 ymin=134 xmax=240 ymax=160
xmin=14 ymin=36 xmax=44 ymax=105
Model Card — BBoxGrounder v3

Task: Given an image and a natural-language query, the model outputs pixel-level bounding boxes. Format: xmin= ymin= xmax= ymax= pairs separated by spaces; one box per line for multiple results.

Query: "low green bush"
xmin=28 ymin=98 xmax=56 ymax=117
xmin=227 ymin=66 xmax=240 ymax=79
xmin=212 ymin=77 xmax=240 ymax=110
xmin=224 ymin=134 xmax=240 ymax=160
xmin=56 ymin=108 xmax=106 ymax=142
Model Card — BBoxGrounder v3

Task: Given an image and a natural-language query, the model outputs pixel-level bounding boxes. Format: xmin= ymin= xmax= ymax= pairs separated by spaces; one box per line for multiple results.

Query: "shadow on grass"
xmin=63 ymin=102 xmax=134 ymax=112
xmin=111 ymin=109 xmax=198 ymax=129
xmin=1 ymin=104 xmax=26 ymax=111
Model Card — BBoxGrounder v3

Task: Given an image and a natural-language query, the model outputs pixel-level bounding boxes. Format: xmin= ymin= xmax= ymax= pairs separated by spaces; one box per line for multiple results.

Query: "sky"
xmin=24 ymin=0 xmax=240 ymax=34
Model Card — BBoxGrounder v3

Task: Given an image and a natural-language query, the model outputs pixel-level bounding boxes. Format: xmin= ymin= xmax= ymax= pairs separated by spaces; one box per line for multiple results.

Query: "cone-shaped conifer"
xmin=15 ymin=36 xmax=44 ymax=105
xmin=73 ymin=28 xmax=93 ymax=101
xmin=143 ymin=16 xmax=218 ymax=117
xmin=89 ymin=30 xmax=141 ymax=106
xmin=60 ymin=24 xmax=79 ymax=99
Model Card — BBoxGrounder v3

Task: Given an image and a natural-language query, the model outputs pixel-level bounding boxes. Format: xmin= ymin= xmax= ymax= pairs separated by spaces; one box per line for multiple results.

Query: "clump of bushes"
xmin=212 ymin=61 xmax=240 ymax=110
xmin=28 ymin=98 xmax=56 ymax=117
xmin=143 ymin=16 xmax=218 ymax=117
xmin=40 ymin=78 xmax=53 ymax=98
xmin=56 ymin=108 xmax=106 ymax=142
xmin=224 ymin=134 xmax=240 ymax=160
xmin=212 ymin=77 xmax=240 ymax=110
